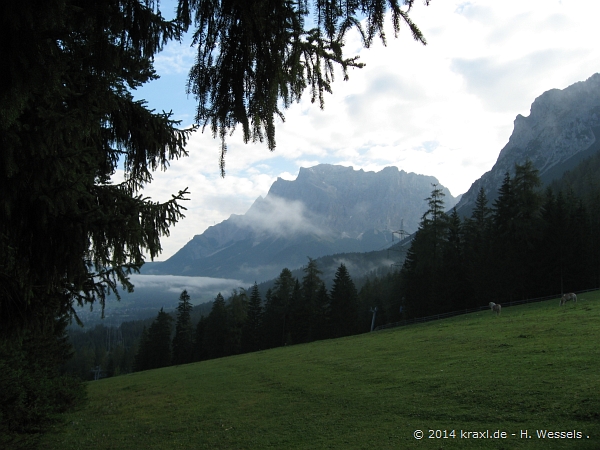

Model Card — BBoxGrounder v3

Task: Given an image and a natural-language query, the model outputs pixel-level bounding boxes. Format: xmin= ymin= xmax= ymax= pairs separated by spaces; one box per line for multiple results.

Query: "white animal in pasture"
xmin=560 ymin=293 xmax=577 ymax=306
xmin=488 ymin=302 xmax=502 ymax=315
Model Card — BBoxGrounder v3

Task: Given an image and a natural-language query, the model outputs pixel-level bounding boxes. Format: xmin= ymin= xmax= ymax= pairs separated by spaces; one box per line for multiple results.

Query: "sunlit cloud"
xmin=243 ymin=195 xmax=329 ymax=238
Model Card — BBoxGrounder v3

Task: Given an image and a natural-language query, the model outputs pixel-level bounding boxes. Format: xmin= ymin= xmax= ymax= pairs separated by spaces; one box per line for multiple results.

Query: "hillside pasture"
xmin=43 ymin=292 xmax=600 ymax=449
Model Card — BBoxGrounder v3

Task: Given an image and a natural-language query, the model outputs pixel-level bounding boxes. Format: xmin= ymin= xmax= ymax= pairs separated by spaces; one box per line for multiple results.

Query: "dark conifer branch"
xmin=177 ymin=0 xmax=428 ymax=176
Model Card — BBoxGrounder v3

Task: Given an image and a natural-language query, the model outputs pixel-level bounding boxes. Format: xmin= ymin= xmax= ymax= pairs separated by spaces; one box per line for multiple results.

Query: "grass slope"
xmin=43 ymin=293 xmax=600 ymax=449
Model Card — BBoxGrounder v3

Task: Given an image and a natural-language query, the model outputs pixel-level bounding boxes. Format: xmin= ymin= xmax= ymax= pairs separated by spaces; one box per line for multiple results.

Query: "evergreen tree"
xmin=357 ymin=273 xmax=398 ymax=330
xmin=225 ymin=289 xmax=248 ymax=356
xmin=193 ymin=316 xmax=208 ymax=362
xmin=289 ymin=280 xmax=303 ymax=345
xmin=1 ymin=1 xmax=192 ymax=336
xmin=330 ymin=264 xmax=359 ymax=338
xmin=135 ymin=308 xmax=173 ymax=371
xmin=439 ymin=208 xmax=468 ymax=311
xmin=493 ymin=172 xmax=515 ymax=234
xmin=292 ymin=258 xmax=326 ymax=343
xmin=0 ymin=311 xmax=84 ymax=449
xmin=1 ymin=2 xmax=191 ymax=439
xmin=490 ymin=171 xmax=517 ymax=301
xmin=422 ymin=183 xmax=448 ymax=265
xmin=262 ymin=270 xmax=296 ymax=348
xmin=400 ymin=184 xmax=448 ymax=317
xmin=172 ymin=290 xmax=194 ymax=365
xmin=535 ymin=189 xmax=596 ymax=295
xmin=134 ymin=326 xmax=151 ymax=372
xmin=314 ymin=283 xmax=331 ymax=341
xmin=510 ymin=161 xmax=543 ymax=299
xmin=463 ymin=187 xmax=493 ymax=305
xmin=242 ymin=283 xmax=263 ymax=353
xmin=512 ymin=160 xmax=543 ymax=223
xmin=566 ymin=196 xmax=594 ymax=290
xmin=203 ymin=294 xmax=228 ymax=360
xmin=260 ymin=288 xmax=279 ymax=349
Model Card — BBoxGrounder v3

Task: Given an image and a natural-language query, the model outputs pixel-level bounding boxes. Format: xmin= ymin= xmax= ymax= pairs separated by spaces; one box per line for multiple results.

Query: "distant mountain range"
xmin=456 ymin=73 xmax=600 ymax=215
xmin=143 ymin=73 xmax=600 ymax=286
xmin=144 ymin=165 xmax=457 ymax=283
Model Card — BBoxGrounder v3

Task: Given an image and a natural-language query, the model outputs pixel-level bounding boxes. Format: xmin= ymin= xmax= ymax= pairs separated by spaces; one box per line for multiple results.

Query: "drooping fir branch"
xmin=177 ymin=0 xmax=429 ymax=176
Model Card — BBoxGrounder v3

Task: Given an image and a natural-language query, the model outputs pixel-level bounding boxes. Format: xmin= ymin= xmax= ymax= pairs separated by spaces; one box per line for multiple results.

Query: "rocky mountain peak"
xmin=149 ymin=164 xmax=457 ymax=281
xmin=456 ymin=73 xmax=600 ymax=214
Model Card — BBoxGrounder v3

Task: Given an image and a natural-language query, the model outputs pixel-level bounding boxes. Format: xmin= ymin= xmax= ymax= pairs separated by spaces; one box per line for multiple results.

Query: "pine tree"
xmin=292 ymin=258 xmax=325 ymax=343
xmin=134 ymin=326 xmax=150 ymax=372
xmin=262 ymin=270 xmax=296 ymax=348
xmin=225 ymin=289 xmax=248 ymax=356
xmin=203 ymin=293 xmax=228 ymax=360
xmin=314 ymin=283 xmax=331 ymax=341
xmin=509 ymin=161 xmax=543 ymax=299
xmin=172 ymin=290 xmax=194 ymax=365
xmin=463 ymin=187 xmax=493 ymax=306
xmin=400 ymin=184 xmax=449 ymax=317
xmin=135 ymin=308 xmax=173 ymax=371
xmin=0 ymin=311 xmax=84 ymax=448
xmin=242 ymin=283 xmax=263 ymax=353
xmin=1 ymin=1 xmax=193 ymax=337
xmin=193 ymin=316 xmax=208 ymax=362
xmin=2 ymin=2 xmax=192 ymax=438
xmin=260 ymin=288 xmax=279 ymax=349
xmin=421 ymin=183 xmax=448 ymax=265
xmin=493 ymin=172 xmax=515 ymax=236
xmin=330 ymin=264 xmax=359 ymax=338
xmin=439 ymin=208 xmax=468 ymax=311
xmin=490 ymin=171 xmax=517 ymax=301
xmin=289 ymin=280 xmax=303 ymax=345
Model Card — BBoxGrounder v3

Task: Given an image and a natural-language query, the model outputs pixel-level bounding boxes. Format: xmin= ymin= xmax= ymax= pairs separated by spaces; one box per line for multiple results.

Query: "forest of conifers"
xmin=64 ymin=160 xmax=600 ymax=380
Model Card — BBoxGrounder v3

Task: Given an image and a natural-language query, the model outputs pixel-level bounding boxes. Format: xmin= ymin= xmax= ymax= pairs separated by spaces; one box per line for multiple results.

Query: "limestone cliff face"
xmin=149 ymin=164 xmax=457 ymax=282
xmin=456 ymin=73 xmax=600 ymax=214
xmin=264 ymin=165 xmax=454 ymax=236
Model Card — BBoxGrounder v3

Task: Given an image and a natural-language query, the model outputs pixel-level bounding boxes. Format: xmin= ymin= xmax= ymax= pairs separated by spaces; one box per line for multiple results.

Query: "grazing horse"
xmin=489 ymin=302 xmax=502 ymax=315
xmin=560 ymin=293 xmax=577 ymax=306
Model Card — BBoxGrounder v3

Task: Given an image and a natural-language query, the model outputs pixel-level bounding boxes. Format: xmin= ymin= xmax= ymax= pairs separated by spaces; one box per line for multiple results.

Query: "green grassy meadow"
xmin=43 ymin=292 xmax=600 ymax=449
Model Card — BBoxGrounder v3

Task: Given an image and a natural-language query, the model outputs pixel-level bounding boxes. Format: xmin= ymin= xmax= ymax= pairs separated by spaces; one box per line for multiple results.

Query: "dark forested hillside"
xmin=548 ymin=146 xmax=600 ymax=203
xmin=400 ymin=161 xmax=600 ymax=317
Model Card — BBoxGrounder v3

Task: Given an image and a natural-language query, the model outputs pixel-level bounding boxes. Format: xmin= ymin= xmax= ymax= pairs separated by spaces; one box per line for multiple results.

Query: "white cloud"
xmin=243 ymin=195 xmax=328 ymax=238
xmin=133 ymin=0 xmax=600 ymax=260
xmin=153 ymin=41 xmax=196 ymax=76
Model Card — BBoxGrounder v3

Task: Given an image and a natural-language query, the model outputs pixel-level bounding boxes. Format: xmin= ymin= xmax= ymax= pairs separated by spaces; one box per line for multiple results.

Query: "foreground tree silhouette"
xmin=1 ymin=1 xmax=191 ymax=443
xmin=1 ymin=2 xmax=192 ymax=335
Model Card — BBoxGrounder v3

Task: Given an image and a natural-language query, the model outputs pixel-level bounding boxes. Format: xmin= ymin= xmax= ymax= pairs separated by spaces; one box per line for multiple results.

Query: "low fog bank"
xmin=73 ymin=274 xmax=245 ymax=327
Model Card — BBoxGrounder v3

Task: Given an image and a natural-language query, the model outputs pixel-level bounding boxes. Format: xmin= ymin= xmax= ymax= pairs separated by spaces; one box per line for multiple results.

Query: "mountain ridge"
xmin=144 ymin=164 xmax=457 ymax=282
xmin=456 ymin=73 xmax=600 ymax=214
